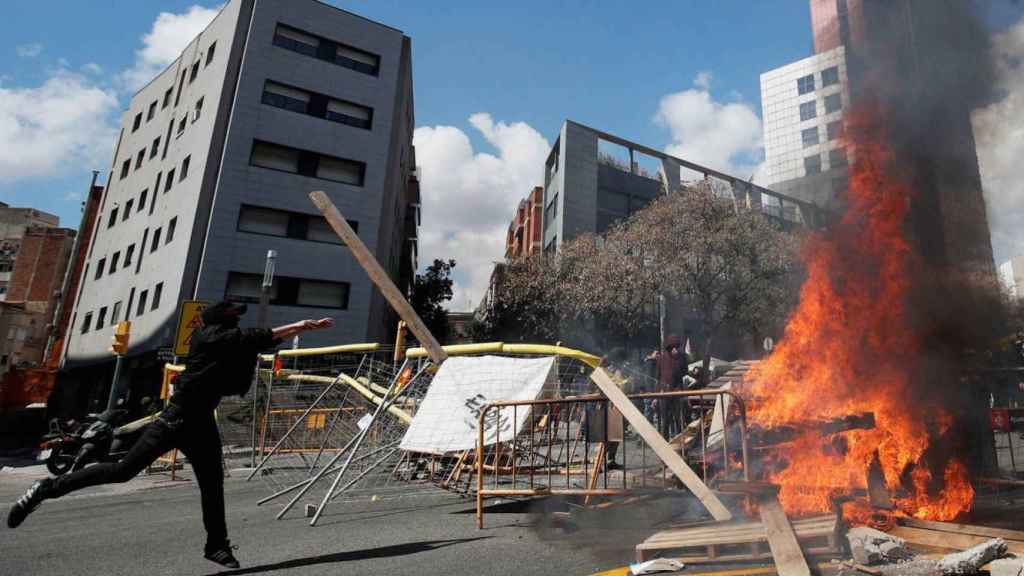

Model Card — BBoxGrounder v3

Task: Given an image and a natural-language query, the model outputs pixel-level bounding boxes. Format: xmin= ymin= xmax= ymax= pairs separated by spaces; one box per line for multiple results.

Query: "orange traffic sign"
xmin=173 ymin=300 xmax=208 ymax=356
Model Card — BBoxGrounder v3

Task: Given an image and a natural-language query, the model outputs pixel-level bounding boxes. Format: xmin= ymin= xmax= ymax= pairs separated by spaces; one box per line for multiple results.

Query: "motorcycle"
xmin=38 ymin=417 xmax=82 ymax=476
xmin=38 ymin=409 xmax=155 ymax=475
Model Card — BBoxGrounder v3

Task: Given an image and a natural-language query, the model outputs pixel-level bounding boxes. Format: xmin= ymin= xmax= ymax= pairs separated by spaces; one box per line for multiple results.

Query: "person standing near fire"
xmin=7 ymin=301 xmax=334 ymax=569
xmin=646 ymin=334 xmax=688 ymax=439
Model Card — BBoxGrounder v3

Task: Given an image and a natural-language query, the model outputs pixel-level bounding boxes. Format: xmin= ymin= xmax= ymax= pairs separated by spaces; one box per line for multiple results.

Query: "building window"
xmin=799 ymin=101 xmax=817 ymax=122
xmin=797 ymin=74 xmax=815 ymax=95
xmin=165 ymin=169 xmax=175 ymax=193
xmin=151 ymin=228 xmax=162 ymax=253
xmin=151 ymin=174 xmax=162 ymax=214
xmin=109 ymin=252 xmax=120 ymax=274
xmin=237 ymin=204 xmax=355 ymax=244
xmin=225 ymin=272 xmax=350 ymax=309
xmin=80 ymin=312 xmax=93 ymax=334
xmin=95 ymin=259 xmax=105 ymax=280
xmin=249 ymin=140 xmax=365 ymax=186
xmin=177 ymin=115 xmax=187 ymax=137
xmin=112 ymin=301 xmax=122 ymax=323
xmin=801 ymin=127 xmax=820 ymax=148
xmin=273 ymin=24 xmax=380 ymax=77
xmin=124 ymin=244 xmax=135 ymax=267
xmin=136 ymin=290 xmax=149 ymax=317
xmin=108 ymin=208 xmax=119 ymax=228
xmin=147 ymin=101 xmax=157 ymax=121
xmin=132 ymin=112 xmax=142 ymax=132
xmin=150 ymin=137 xmax=160 ymax=159
xmin=822 ymin=66 xmax=840 ymax=87
xmin=135 ymin=149 xmax=145 ymax=170
xmin=96 ymin=306 xmax=108 ymax=330
xmin=827 ymin=121 xmax=842 ymax=141
xmin=824 ymin=93 xmax=842 ymax=114
xmin=804 ymin=154 xmax=822 ymax=175
xmin=829 ymin=148 xmax=848 ymax=168
xmin=206 ymin=42 xmax=216 ymax=66
xmin=189 ymin=61 xmax=199 ymax=84
xmin=262 ymin=81 xmax=373 ymax=130
xmin=174 ymin=71 xmax=186 ymax=107
xmin=166 ymin=217 xmax=177 ymax=243
xmin=152 ymin=282 xmax=163 ymax=311
xmin=193 ymin=97 xmax=203 ymax=123
xmin=123 ymin=200 xmax=134 ymax=220
xmin=163 ymin=88 xmax=173 ymax=109
xmin=120 ymin=159 xmax=131 ymax=180
xmin=139 ymin=189 xmax=148 ymax=212
xmin=180 ymin=156 xmax=190 ymax=181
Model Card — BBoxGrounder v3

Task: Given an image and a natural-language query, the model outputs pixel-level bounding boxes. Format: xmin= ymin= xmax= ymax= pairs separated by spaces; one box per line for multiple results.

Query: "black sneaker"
xmin=7 ymin=478 xmax=52 ymax=529
xmin=204 ymin=541 xmax=240 ymax=569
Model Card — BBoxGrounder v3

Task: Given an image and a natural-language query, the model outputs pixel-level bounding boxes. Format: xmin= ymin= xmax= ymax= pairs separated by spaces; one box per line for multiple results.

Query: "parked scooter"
xmin=38 ymin=409 xmax=156 ymax=475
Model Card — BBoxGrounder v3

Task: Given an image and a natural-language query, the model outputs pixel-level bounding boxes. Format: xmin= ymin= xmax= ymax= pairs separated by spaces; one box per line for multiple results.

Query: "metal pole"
xmin=105 ymin=354 xmax=126 ymax=411
xmin=249 ymin=249 xmax=276 ymax=468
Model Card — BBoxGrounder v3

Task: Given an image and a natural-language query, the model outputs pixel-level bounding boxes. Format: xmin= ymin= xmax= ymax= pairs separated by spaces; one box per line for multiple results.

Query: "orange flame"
xmin=743 ymin=104 xmax=973 ymax=522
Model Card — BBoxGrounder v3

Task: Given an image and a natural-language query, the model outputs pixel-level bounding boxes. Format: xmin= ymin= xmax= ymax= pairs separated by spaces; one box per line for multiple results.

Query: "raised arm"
xmin=272 ymin=318 xmax=335 ymax=341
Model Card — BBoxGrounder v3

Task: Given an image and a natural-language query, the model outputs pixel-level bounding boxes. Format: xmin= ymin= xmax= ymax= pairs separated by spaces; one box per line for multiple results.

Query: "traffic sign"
xmin=173 ymin=300 xmax=208 ymax=356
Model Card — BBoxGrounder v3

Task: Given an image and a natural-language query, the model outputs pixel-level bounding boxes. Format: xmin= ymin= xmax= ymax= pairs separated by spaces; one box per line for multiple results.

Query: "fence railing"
xmin=474 ymin=388 xmax=749 ymax=528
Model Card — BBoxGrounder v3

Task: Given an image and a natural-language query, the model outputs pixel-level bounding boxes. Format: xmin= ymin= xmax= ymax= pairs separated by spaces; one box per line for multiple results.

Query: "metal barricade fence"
xmin=474 ymin=389 xmax=749 ymax=528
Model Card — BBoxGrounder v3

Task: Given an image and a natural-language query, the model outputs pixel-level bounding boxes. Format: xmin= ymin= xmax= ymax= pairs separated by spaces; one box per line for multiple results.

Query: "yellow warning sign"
xmin=173 ymin=300 xmax=208 ymax=357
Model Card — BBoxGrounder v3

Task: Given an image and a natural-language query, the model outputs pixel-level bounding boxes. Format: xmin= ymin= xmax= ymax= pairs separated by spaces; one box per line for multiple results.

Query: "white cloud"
xmin=975 ymin=17 xmax=1024 ymax=264
xmin=0 ymin=70 xmax=118 ymax=182
xmin=413 ymin=114 xmax=550 ymax=310
xmin=16 ymin=43 xmax=43 ymax=58
xmin=120 ymin=5 xmax=219 ymax=92
xmin=82 ymin=62 xmax=104 ymax=75
xmin=654 ymin=72 xmax=765 ymax=181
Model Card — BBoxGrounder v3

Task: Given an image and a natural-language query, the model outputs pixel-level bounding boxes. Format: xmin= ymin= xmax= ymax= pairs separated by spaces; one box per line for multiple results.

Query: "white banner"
xmin=399 ymin=355 xmax=556 ymax=455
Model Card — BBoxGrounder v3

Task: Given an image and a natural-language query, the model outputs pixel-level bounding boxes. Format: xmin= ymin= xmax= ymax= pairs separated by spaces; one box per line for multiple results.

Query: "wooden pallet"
xmin=635 ymin=514 xmax=839 ymax=563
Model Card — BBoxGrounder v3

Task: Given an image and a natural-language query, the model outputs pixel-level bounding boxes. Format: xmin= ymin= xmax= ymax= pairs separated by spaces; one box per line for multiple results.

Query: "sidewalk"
xmin=0 ymin=460 xmax=193 ymax=502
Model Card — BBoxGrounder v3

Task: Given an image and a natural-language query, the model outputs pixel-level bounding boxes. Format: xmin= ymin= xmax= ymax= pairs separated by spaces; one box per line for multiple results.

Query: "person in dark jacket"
xmin=646 ymin=334 xmax=687 ymax=439
xmin=6 ymin=301 xmax=333 ymax=568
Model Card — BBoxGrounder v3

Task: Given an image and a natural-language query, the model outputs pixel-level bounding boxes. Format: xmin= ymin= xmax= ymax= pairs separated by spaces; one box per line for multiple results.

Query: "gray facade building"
xmin=542 ymin=120 xmax=818 ymax=252
xmin=64 ymin=0 xmax=418 ymax=369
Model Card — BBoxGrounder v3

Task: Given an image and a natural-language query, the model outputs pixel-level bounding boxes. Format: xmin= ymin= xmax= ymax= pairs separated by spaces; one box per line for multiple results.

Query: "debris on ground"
xmin=628 ymin=558 xmax=684 ymax=575
xmin=989 ymin=557 xmax=1024 ymax=576
xmin=847 ymin=526 xmax=912 ymax=565
xmin=936 ymin=538 xmax=1008 ymax=575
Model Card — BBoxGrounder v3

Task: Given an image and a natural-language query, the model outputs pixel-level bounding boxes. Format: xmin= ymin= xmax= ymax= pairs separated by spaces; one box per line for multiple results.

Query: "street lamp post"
xmin=250 ymin=249 xmax=276 ymax=468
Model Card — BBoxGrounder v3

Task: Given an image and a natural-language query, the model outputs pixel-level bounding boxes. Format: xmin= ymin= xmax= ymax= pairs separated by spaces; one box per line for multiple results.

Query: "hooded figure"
xmin=8 ymin=301 xmax=334 ymax=569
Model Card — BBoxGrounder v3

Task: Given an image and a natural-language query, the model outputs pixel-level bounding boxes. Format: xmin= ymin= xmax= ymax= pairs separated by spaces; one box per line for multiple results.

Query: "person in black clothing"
xmin=6 ymin=301 xmax=333 ymax=569
xmin=646 ymin=334 xmax=688 ymax=439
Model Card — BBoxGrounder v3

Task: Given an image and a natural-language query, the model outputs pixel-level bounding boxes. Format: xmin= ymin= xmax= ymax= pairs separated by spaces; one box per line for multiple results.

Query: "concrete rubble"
xmin=989 ymin=557 xmax=1024 ymax=576
xmin=936 ymin=538 xmax=1008 ymax=575
xmin=847 ymin=527 xmax=913 ymax=565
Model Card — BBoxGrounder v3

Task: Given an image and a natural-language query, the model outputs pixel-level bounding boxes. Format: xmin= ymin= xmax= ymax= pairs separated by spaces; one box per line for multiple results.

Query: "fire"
xmin=742 ymin=103 xmax=974 ymax=522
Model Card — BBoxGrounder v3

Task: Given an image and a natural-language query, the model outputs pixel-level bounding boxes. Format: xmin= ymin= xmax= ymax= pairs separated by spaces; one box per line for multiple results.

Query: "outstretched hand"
xmin=305 ymin=318 xmax=334 ymax=330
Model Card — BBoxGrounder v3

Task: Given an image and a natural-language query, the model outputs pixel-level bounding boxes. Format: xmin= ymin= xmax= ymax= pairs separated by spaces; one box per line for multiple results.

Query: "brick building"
xmin=505 ymin=187 xmax=543 ymax=259
xmin=0 ymin=203 xmax=59 ymax=301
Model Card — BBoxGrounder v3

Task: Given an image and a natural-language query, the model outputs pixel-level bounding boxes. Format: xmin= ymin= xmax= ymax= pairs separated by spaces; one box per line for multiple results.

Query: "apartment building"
xmin=63 ymin=0 xmax=418 ymax=379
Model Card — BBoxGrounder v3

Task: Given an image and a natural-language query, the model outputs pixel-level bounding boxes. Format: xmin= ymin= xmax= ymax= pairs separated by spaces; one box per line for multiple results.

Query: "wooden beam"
xmin=758 ymin=495 xmax=812 ymax=576
xmin=889 ymin=526 xmax=1024 ymax=554
xmin=589 ymin=367 xmax=732 ymax=521
xmin=896 ymin=517 xmax=1024 ymax=543
xmin=309 ymin=191 xmax=447 ymax=365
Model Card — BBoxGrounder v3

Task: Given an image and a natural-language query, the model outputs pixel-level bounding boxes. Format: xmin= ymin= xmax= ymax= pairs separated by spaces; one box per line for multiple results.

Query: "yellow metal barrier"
xmin=404 ymin=342 xmax=603 ymax=368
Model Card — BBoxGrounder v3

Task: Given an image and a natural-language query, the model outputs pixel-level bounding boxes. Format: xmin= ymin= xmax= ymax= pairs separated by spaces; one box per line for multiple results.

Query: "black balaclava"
xmin=201 ymin=301 xmax=248 ymax=329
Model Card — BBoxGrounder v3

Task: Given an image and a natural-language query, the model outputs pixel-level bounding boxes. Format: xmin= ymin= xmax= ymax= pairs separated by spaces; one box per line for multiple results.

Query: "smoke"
xmin=841 ymin=0 xmax=1011 ymax=473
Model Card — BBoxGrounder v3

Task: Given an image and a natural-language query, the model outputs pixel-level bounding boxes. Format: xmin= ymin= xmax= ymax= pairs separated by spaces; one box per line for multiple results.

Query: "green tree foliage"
xmin=410 ymin=259 xmax=456 ymax=342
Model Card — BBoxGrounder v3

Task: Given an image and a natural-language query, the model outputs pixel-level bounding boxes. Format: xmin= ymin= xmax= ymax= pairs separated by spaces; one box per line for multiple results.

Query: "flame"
xmin=742 ymin=103 xmax=973 ymax=522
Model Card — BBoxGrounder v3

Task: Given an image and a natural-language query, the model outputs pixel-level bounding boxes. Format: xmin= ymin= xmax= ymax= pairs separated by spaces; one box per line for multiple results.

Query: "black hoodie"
xmin=165 ymin=301 xmax=280 ymax=418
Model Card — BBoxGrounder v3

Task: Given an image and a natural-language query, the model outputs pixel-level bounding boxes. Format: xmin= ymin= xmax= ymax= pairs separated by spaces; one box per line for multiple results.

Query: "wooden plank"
xmin=897 ymin=517 xmax=1024 ymax=542
xmin=890 ymin=526 xmax=1024 ymax=554
xmin=590 ymin=367 xmax=732 ymax=521
xmin=758 ymin=495 xmax=812 ymax=576
xmin=310 ymin=191 xmax=447 ymax=365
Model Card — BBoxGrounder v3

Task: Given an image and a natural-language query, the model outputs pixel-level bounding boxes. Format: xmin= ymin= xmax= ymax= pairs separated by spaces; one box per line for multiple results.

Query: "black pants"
xmin=49 ymin=414 xmax=227 ymax=548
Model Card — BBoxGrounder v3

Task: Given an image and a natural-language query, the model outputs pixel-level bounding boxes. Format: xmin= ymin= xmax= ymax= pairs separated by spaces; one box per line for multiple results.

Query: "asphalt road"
xmin=0 ymin=463 xmax=642 ymax=576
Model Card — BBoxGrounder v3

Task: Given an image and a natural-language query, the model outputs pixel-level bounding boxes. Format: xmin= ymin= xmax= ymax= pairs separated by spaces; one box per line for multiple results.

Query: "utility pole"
xmin=250 ymin=249 xmax=276 ymax=468
xmin=105 ymin=321 xmax=131 ymax=411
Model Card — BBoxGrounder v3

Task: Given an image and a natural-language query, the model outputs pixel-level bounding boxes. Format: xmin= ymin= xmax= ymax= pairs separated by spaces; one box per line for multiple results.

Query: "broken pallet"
xmin=891 ymin=517 xmax=1024 ymax=555
xmin=635 ymin=514 xmax=840 ymax=563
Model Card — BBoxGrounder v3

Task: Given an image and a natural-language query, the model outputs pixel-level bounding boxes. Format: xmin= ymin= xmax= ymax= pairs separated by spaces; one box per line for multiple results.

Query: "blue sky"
xmin=1 ymin=2 xmax=1022 ymax=309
